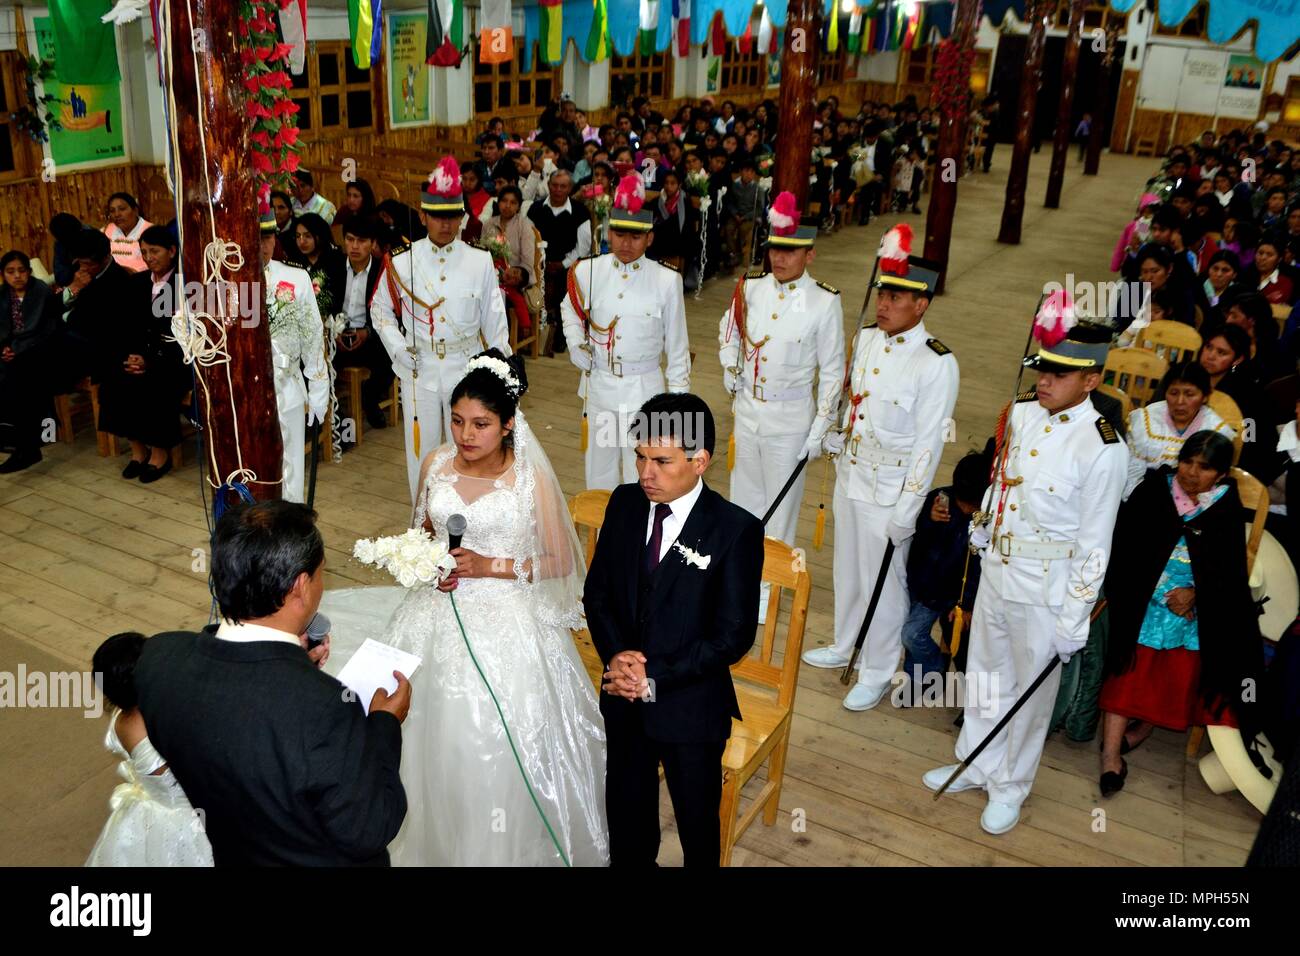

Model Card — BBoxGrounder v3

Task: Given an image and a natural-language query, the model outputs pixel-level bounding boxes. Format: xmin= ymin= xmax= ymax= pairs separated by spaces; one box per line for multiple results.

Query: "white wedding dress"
xmin=322 ymin=421 xmax=609 ymax=867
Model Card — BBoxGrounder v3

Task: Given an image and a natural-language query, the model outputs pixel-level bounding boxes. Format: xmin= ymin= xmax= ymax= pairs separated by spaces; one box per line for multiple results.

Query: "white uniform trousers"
xmin=729 ymin=416 xmax=807 ymax=545
xmin=954 ymin=558 xmax=1063 ymax=807
xmin=398 ymin=376 xmax=453 ymax=504
xmin=586 ymin=405 xmax=638 ymax=491
xmin=279 ymin=402 xmax=307 ymax=504
xmin=830 ymin=492 xmax=911 ymax=693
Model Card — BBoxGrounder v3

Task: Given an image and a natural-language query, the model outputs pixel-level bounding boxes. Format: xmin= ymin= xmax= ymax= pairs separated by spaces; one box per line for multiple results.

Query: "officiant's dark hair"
xmin=452 ymin=348 xmax=528 ymax=446
xmin=92 ymin=632 xmax=146 ymax=711
xmin=212 ymin=501 xmax=325 ymax=622
xmin=630 ymin=392 xmax=715 ymax=457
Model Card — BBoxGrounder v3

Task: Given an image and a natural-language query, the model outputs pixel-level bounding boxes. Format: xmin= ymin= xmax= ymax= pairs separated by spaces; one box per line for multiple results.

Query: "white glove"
xmin=1051 ymin=626 xmax=1086 ymax=664
xmin=885 ymin=520 xmax=914 ymax=548
xmin=723 ymin=368 xmax=737 ymax=394
xmin=823 ymin=431 xmax=846 ymax=456
xmin=571 ymin=346 xmax=593 ymax=373
xmin=801 ymin=434 xmax=824 ymax=460
xmin=969 ymin=523 xmax=991 ymax=552
xmin=392 ymin=349 xmax=416 ymax=373
xmin=306 ymin=407 xmax=325 ymax=427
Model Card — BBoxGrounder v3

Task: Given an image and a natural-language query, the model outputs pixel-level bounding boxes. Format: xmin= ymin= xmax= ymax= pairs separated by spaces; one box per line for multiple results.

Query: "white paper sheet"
xmin=335 ymin=639 xmax=422 ymax=715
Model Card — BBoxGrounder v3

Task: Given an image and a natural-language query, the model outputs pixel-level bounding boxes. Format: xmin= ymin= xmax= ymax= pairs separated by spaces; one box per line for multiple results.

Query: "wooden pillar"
xmin=169 ymin=0 xmax=283 ymax=504
xmin=1044 ymin=0 xmax=1085 ymax=208
xmin=1084 ymin=21 xmax=1121 ymax=176
xmin=923 ymin=0 xmax=983 ymax=295
xmin=996 ymin=0 xmax=1050 ymax=244
xmin=773 ymin=0 xmax=823 ymax=209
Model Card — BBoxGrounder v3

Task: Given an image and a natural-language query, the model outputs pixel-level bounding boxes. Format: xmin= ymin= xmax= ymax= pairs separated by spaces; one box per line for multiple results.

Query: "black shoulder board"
xmin=387 ymin=240 xmax=412 ymax=259
xmin=1096 ymin=417 xmax=1120 ymax=444
xmin=659 ymin=259 xmax=681 ymax=273
xmin=1015 ymin=387 xmax=1037 ymax=402
xmin=816 ymin=280 xmax=840 ymax=295
xmin=744 ymin=269 xmax=769 ymax=281
xmin=926 ymin=337 xmax=951 ymax=356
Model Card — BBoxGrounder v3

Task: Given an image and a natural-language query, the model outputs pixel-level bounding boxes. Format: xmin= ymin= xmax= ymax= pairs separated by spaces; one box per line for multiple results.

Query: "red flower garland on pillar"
xmin=239 ymin=0 xmax=301 ymax=193
xmin=930 ymin=39 xmax=976 ymax=122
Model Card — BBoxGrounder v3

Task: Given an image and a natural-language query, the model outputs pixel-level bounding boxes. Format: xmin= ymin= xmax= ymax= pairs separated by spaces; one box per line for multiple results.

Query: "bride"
xmin=323 ymin=349 xmax=608 ymax=866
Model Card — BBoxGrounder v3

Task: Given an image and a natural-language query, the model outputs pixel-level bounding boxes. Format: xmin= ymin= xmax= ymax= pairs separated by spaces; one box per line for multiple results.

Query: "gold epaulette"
xmin=387 ymin=239 xmax=412 ymax=258
xmin=926 ymin=337 xmax=951 ymax=356
xmin=1015 ymin=388 xmax=1037 ymax=402
xmin=1096 ymin=417 xmax=1120 ymax=444
xmin=659 ymin=259 xmax=681 ymax=273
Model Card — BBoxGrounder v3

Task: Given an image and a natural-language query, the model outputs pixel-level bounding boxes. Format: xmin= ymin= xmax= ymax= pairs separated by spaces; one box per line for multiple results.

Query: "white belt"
xmin=847 ymin=444 xmax=908 ymax=468
xmin=594 ymin=357 xmax=661 ymax=378
xmin=991 ymin=533 xmax=1077 ymax=561
xmin=741 ymin=380 xmax=808 ymax=403
xmin=425 ymin=334 xmax=479 ymax=359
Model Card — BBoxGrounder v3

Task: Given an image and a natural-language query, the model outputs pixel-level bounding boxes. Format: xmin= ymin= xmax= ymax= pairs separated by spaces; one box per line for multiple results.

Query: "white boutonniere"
xmin=673 ymin=541 xmax=711 ymax=570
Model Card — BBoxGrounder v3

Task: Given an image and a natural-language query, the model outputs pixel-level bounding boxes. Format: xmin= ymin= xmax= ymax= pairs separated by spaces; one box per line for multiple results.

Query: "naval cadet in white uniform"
xmin=258 ymin=203 xmax=329 ymax=503
xmin=924 ymin=323 xmax=1127 ymax=835
xmin=561 ymin=174 xmax=691 ymax=490
xmin=720 ymin=191 xmax=844 ymax=550
xmin=372 ymin=156 xmax=510 ymax=502
xmin=802 ymin=248 xmax=959 ymax=714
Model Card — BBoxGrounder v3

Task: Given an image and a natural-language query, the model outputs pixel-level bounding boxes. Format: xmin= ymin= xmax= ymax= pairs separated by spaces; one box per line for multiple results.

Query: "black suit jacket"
xmin=584 ymin=482 xmax=764 ymax=744
xmin=135 ymin=628 xmax=407 ymax=866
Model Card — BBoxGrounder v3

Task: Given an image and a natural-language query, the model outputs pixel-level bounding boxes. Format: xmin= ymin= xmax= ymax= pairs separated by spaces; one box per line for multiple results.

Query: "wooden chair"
xmin=51 ymin=376 xmax=97 ymax=447
xmin=1103 ymin=347 xmax=1169 ymax=408
xmin=337 ymin=367 xmax=400 ymax=447
xmin=1133 ymin=137 xmax=1158 ymax=157
xmin=1095 ymin=383 xmax=1133 ymax=421
xmin=719 ymin=536 xmax=811 ymax=866
xmin=1186 ymin=466 xmax=1268 ymax=759
xmin=1206 ymin=389 xmax=1245 ymax=466
xmin=1136 ymin=320 xmax=1202 ymax=366
xmin=507 ymin=225 xmax=543 ymax=360
xmin=568 ymin=488 xmax=612 ymax=571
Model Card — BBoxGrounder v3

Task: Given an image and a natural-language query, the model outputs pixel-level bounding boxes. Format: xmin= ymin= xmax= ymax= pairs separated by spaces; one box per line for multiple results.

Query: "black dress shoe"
xmin=139 ymin=458 xmax=173 ymax=483
xmin=0 ymin=448 xmax=41 ymax=473
xmin=1100 ymin=758 xmax=1128 ymax=798
xmin=122 ymin=459 xmax=146 ymax=479
xmin=365 ymin=407 xmax=388 ymax=429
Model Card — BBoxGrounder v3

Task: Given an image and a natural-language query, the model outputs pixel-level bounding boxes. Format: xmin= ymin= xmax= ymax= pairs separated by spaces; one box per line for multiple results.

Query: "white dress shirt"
xmin=215 ymin=620 xmax=302 ymax=647
xmin=543 ymin=199 xmax=593 ymax=268
xmin=343 ymin=257 xmax=372 ymax=329
xmin=644 ymin=477 xmax=704 ymax=561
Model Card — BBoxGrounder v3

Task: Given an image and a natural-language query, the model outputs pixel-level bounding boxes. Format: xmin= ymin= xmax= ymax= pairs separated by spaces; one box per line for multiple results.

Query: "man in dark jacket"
xmin=0 ymin=251 xmax=62 ymax=471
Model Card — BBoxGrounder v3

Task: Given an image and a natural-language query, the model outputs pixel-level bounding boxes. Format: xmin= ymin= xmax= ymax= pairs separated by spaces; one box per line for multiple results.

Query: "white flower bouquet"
xmin=353 ymin=529 xmax=457 ymax=589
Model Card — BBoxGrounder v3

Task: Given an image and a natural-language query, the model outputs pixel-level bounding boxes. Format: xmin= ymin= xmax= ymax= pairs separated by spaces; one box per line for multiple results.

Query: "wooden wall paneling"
xmin=1110 ymin=70 xmax=1138 ymax=153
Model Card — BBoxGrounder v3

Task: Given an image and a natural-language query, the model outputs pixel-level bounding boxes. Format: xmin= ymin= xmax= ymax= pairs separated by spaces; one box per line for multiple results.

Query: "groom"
xmin=584 ymin=392 xmax=764 ymax=866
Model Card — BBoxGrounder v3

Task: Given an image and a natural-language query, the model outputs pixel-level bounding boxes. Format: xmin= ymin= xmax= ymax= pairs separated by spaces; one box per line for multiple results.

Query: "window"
xmin=1052 ymin=1 xmax=1123 ymax=32
xmin=472 ymin=41 xmax=556 ymax=117
xmin=611 ymin=47 xmax=669 ymax=100
xmin=0 ymin=56 xmax=19 ymax=181
xmin=818 ymin=43 xmax=846 ymax=85
xmin=288 ymin=40 xmax=377 ymax=140
xmin=904 ymin=46 xmax=936 ymax=86
xmin=722 ymin=41 xmax=764 ymax=93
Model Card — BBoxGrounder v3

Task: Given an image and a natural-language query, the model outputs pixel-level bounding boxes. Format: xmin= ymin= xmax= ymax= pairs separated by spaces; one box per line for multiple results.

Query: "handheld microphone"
xmin=305 ymin=612 xmax=331 ymax=650
xmin=447 ymin=513 xmax=467 ymax=551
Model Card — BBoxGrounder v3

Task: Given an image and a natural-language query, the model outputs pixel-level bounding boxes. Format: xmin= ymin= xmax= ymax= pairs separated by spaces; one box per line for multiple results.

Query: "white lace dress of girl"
xmin=84 ymin=710 xmax=214 ymax=867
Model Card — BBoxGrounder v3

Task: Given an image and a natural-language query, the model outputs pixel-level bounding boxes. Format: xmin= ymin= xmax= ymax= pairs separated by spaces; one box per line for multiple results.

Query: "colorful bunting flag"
xmin=827 ymin=11 xmax=839 ymax=52
xmin=280 ymin=0 xmax=308 ymax=75
xmin=847 ymin=9 xmax=863 ymax=53
xmin=710 ymin=11 xmax=726 ymax=54
xmin=347 ymin=0 xmax=374 ymax=69
xmin=427 ymin=0 xmax=464 ymax=66
xmin=586 ymin=0 xmax=612 ymax=61
xmin=673 ymin=0 xmax=691 ymax=58
xmin=539 ymin=0 xmax=564 ymax=64
xmin=371 ymin=1 xmax=384 ymax=63
xmin=479 ymin=0 xmax=514 ymax=64
xmin=638 ymin=0 xmax=660 ymax=55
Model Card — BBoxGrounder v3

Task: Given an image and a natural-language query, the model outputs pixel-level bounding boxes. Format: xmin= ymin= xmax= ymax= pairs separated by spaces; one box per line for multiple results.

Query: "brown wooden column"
xmin=923 ymin=0 xmax=983 ymax=294
xmin=996 ymin=0 xmax=1050 ymax=244
xmin=1084 ymin=21 xmax=1121 ymax=176
xmin=170 ymin=0 xmax=283 ymax=504
xmin=773 ymin=0 xmax=823 ymax=209
xmin=1044 ymin=0 xmax=1085 ymax=208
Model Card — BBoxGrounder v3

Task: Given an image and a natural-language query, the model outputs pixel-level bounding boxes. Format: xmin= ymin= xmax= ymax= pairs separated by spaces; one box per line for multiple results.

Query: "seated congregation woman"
xmin=648 ymin=170 xmax=700 ymax=274
xmin=1097 ymin=431 xmax=1263 ymax=797
xmin=1222 ymin=291 xmax=1285 ymax=384
xmin=1124 ymin=362 xmax=1235 ymax=499
xmin=102 ymin=192 xmax=153 ymax=273
xmin=96 ymin=226 xmax=190 ymax=483
xmin=1242 ymin=236 xmax=1296 ymax=306
xmin=0 ymin=250 xmax=63 ymax=473
xmin=481 ymin=185 xmax=538 ymax=336
xmin=1200 ymin=249 xmax=1241 ymax=325
xmin=288 ymin=212 xmax=347 ymax=320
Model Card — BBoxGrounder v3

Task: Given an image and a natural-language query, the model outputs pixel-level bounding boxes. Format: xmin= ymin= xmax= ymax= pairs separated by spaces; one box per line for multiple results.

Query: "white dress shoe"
xmin=842 ymin=682 xmax=889 ymax=711
xmin=801 ymin=646 xmax=850 ymax=669
xmin=980 ymin=800 xmax=1021 ymax=835
xmin=922 ymin=764 xmax=982 ymax=793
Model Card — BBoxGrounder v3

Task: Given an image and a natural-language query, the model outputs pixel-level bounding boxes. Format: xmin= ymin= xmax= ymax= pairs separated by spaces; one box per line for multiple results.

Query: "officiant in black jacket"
xmin=135 ymin=500 xmax=411 ymax=866
xmin=584 ymin=392 xmax=764 ymax=867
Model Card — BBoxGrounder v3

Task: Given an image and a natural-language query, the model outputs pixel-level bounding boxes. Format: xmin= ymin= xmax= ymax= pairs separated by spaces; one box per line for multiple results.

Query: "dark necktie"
xmin=644 ymin=503 xmax=672 ymax=575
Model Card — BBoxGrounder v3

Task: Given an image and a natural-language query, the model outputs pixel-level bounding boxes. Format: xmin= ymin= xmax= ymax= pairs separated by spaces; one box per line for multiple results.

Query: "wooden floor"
xmin=0 ymin=152 xmax=1262 ymax=866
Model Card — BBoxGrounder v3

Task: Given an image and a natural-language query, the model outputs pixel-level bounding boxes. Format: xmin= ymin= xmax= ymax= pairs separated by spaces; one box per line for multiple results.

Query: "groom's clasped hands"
xmin=603 ymin=651 xmax=652 ymax=702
